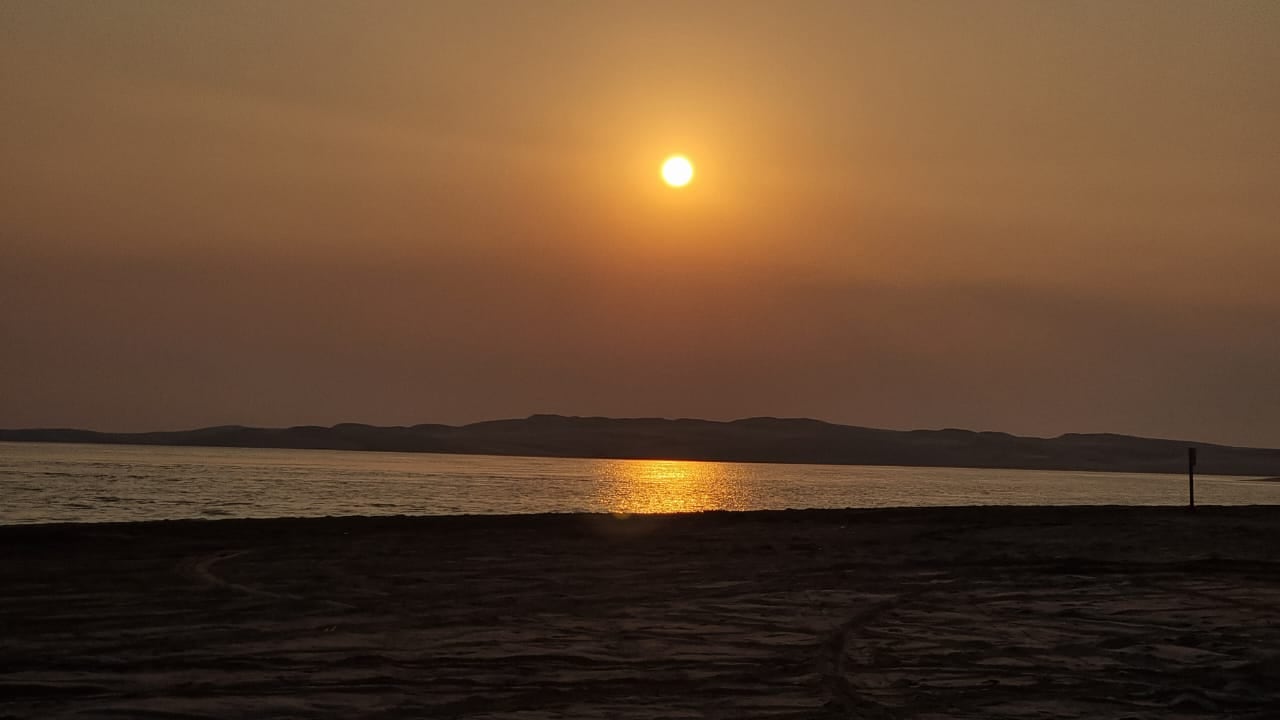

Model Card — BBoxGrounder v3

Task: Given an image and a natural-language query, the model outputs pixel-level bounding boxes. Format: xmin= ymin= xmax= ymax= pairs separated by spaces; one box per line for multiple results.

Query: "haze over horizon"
xmin=3 ymin=2 xmax=1278 ymax=447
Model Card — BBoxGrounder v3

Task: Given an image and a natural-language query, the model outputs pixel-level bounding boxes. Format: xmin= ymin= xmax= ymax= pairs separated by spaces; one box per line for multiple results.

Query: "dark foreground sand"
xmin=4 ymin=507 xmax=1280 ymax=719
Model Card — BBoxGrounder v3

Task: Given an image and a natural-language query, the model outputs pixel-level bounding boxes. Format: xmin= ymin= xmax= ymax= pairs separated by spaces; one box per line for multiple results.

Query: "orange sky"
xmin=2 ymin=1 xmax=1278 ymax=445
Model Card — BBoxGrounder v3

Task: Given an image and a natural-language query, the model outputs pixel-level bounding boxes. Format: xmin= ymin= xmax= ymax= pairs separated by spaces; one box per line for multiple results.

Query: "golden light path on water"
xmin=593 ymin=459 xmax=750 ymax=514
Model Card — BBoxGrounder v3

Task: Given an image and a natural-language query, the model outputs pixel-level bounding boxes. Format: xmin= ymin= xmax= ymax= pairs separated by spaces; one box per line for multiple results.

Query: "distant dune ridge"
xmin=3 ymin=415 xmax=1279 ymax=476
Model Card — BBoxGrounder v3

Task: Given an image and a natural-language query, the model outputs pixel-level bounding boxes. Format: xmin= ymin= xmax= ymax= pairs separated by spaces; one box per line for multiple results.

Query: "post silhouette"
xmin=1187 ymin=447 xmax=1196 ymax=509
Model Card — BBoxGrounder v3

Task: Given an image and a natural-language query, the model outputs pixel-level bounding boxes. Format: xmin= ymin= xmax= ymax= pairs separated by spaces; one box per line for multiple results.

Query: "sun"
xmin=661 ymin=155 xmax=694 ymax=188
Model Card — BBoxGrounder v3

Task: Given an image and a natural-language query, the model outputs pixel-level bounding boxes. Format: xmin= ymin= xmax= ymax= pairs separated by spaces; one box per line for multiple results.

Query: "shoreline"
xmin=3 ymin=501 xmax=1277 ymax=532
xmin=6 ymin=506 xmax=1280 ymax=718
xmin=2 ymin=501 xmax=1276 ymax=530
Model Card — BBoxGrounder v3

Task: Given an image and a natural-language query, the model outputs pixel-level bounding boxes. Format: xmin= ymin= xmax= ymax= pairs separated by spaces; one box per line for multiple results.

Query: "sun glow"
xmin=595 ymin=459 xmax=745 ymax=514
xmin=661 ymin=155 xmax=694 ymax=187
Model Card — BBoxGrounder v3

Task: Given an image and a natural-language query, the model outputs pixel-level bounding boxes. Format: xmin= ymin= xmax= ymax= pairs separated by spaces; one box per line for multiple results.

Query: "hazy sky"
xmin=3 ymin=1 xmax=1278 ymax=445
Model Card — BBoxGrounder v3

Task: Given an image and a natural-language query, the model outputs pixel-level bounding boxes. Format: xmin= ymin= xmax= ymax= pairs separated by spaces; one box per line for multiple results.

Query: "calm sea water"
xmin=2 ymin=441 xmax=1278 ymax=525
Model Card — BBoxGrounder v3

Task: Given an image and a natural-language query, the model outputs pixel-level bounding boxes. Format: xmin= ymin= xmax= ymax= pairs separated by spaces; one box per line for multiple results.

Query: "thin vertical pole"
xmin=1188 ymin=447 xmax=1196 ymax=509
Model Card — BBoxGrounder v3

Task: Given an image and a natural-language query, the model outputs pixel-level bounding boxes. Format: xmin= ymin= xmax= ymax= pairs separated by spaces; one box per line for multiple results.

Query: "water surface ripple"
xmin=2 ymin=441 xmax=1277 ymax=525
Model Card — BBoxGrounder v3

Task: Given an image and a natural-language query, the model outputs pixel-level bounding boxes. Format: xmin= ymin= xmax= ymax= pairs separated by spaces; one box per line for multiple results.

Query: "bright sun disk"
xmin=661 ymin=155 xmax=694 ymax=187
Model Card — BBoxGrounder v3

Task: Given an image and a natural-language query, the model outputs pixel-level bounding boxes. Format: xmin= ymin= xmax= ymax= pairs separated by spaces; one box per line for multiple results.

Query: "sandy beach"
xmin=4 ymin=506 xmax=1280 ymax=718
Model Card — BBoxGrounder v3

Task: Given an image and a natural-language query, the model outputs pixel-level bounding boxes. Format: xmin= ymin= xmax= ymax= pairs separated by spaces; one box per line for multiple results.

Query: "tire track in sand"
xmin=177 ymin=550 xmax=356 ymax=610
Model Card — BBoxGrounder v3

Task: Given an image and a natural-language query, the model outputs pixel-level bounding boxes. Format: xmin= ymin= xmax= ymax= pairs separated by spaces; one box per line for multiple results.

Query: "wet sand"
xmin=3 ymin=506 xmax=1280 ymax=718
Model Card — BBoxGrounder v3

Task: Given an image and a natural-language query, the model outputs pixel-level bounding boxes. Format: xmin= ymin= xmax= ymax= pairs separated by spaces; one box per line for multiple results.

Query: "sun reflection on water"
xmin=592 ymin=458 xmax=749 ymax=514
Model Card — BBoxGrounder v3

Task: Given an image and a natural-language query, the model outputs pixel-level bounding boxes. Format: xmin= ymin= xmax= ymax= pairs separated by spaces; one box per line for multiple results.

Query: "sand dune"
xmin=4 ymin=507 xmax=1280 ymax=718
xmin=8 ymin=415 xmax=1280 ymax=475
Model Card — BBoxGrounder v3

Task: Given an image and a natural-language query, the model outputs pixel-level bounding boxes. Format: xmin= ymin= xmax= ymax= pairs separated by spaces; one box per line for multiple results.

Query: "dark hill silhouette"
xmin=2 ymin=415 xmax=1277 ymax=476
